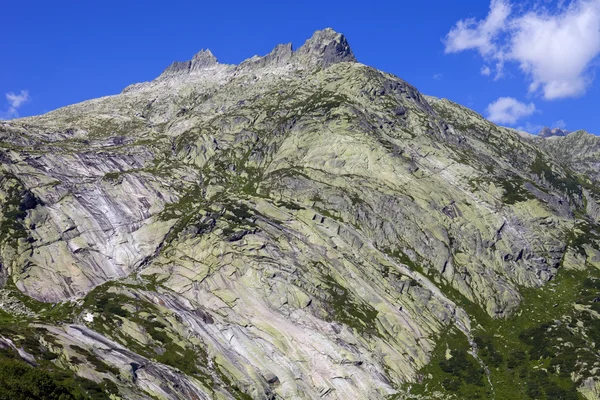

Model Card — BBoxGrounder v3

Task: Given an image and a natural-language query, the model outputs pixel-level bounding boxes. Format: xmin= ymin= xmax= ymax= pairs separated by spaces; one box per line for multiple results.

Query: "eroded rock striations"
xmin=1 ymin=28 xmax=600 ymax=400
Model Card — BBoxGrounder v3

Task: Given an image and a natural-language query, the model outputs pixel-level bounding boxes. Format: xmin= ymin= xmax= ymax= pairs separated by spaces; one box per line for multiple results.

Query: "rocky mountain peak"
xmin=190 ymin=49 xmax=218 ymax=69
xmin=236 ymin=43 xmax=294 ymax=71
xmin=295 ymin=28 xmax=356 ymax=67
xmin=159 ymin=48 xmax=221 ymax=78
xmin=538 ymin=126 xmax=569 ymax=138
xmin=154 ymin=28 xmax=355 ymax=82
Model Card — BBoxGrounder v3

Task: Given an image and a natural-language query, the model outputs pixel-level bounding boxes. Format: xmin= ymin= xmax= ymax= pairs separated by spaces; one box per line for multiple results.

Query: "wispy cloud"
xmin=433 ymin=73 xmax=443 ymax=80
xmin=553 ymin=119 xmax=567 ymax=129
xmin=444 ymin=0 xmax=511 ymax=57
xmin=445 ymin=0 xmax=600 ymax=99
xmin=516 ymin=121 xmax=545 ymax=134
xmin=0 ymin=90 xmax=31 ymax=119
xmin=486 ymin=96 xmax=536 ymax=124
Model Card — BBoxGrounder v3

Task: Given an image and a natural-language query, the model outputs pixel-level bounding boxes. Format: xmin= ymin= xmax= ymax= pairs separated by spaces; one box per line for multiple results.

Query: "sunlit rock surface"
xmin=1 ymin=29 xmax=600 ymax=400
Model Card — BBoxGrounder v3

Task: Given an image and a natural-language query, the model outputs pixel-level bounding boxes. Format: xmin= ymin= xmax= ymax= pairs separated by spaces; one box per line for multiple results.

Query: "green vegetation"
xmin=403 ymin=262 xmax=600 ymax=399
xmin=191 ymin=200 xmax=266 ymax=240
xmin=69 ymin=346 xmax=119 ymax=376
xmin=433 ymin=329 xmax=487 ymax=395
xmin=100 ymin=171 xmax=123 ymax=182
xmin=0 ymin=281 xmax=119 ymax=398
xmin=80 ymin=281 xmax=255 ymax=399
xmin=498 ymin=176 xmax=536 ymax=205
xmin=531 ymin=153 xmax=580 ymax=196
xmin=566 ymin=219 xmax=600 ymax=255
xmin=0 ymin=341 xmax=114 ymax=400
xmin=473 ymin=334 xmax=503 ymax=369
xmin=82 ymin=283 xmax=212 ymax=384
xmin=159 ymin=184 xmax=203 ymax=222
xmin=319 ymin=273 xmax=380 ymax=337
xmin=297 ymin=90 xmax=350 ymax=115
xmin=0 ymin=279 xmax=77 ymax=323
xmin=0 ymin=176 xmax=29 ymax=244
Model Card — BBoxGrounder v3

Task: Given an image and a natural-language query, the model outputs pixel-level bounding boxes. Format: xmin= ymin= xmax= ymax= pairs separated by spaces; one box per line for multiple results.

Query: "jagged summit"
xmin=190 ymin=49 xmax=218 ymax=68
xmin=160 ymin=49 xmax=220 ymax=77
xmin=156 ymin=28 xmax=355 ymax=80
xmin=538 ymin=126 xmax=569 ymax=138
xmin=121 ymin=28 xmax=356 ymax=92
xmin=295 ymin=28 xmax=355 ymax=67
xmin=236 ymin=43 xmax=294 ymax=71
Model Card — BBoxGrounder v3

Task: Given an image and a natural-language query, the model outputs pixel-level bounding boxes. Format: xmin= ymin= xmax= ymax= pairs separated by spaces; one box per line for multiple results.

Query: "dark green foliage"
xmin=319 ymin=274 xmax=379 ymax=336
xmin=159 ymin=184 xmax=203 ymax=222
xmin=0 ymin=177 xmax=29 ymax=244
xmin=147 ymin=320 xmax=170 ymax=344
xmin=220 ymin=201 xmax=260 ymax=238
xmin=524 ymin=370 xmax=578 ymax=400
xmin=441 ymin=377 xmax=461 ymax=391
xmin=404 ymin=262 xmax=599 ymax=399
xmin=530 ymin=154 xmax=580 ymax=195
xmin=221 ymin=202 xmax=256 ymax=228
xmin=439 ymin=349 xmax=485 ymax=387
xmin=518 ymin=323 xmax=555 ymax=359
xmin=506 ymin=350 xmax=526 ymax=369
xmin=474 ymin=335 xmax=502 ymax=368
xmin=498 ymin=177 xmax=535 ymax=204
xmin=69 ymin=346 xmax=119 ymax=376
xmin=89 ymin=293 xmax=130 ymax=318
xmin=274 ymin=199 xmax=305 ymax=211
xmin=405 ymin=327 xmax=490 ymax=399
xmin=516 ymin=322 xmax=583 ymax=396
xmin=0 ymin=349 xmax=111 ymax=400
xmin=100 ymin=171 xmax=122 ymax=182
xmin=566 ymin=220 xmax=600 ymax=256
xmin=156 ymin=347 xmax=200 ymax=375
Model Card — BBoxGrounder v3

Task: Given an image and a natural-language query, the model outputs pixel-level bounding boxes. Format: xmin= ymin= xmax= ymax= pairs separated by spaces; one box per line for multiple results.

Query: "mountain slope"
xmin=1 ymin=29 xmax=600 ymax=400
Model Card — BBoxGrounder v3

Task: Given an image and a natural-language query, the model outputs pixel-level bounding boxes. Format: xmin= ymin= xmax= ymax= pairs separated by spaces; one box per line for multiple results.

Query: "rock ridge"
xmin=538 ymin=126 xmax=569 ymax=138
xmin=157 ymin=28 xmax=355 ymax=80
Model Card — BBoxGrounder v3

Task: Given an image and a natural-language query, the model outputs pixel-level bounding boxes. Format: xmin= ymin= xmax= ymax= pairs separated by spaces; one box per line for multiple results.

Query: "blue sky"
xmin=2 ymin=0 xmax=600 ymax=134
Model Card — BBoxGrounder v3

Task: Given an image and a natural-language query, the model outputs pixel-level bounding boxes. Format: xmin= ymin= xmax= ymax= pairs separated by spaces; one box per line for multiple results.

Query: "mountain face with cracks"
xmin=1 ymin=28 xmax=600 ymax=400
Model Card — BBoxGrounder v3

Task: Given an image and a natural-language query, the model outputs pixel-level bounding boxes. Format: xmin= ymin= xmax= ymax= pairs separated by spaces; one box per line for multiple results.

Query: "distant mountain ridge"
xmin=538 ymin=126 xmax=569 ymax=138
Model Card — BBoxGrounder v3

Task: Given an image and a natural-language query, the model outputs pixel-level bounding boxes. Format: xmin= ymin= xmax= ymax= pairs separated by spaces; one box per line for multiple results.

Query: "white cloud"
xmin=553 ymin=119 xmax=567 ymax=129
xmin=481 ymin=65 xmax=492 ymax=76
xmin=516 ymin=121 xmax=544 ymax=134
xmin=6 ymin=90 xmax=30 ymax=108
xmin=0 ymin=90 xmax=30 ymax=119
xmin=444 ymin=0 xmax=511 ymax=56
xmin=486 ymin=97 xmax=536 ymax=124
xmin=445 ymin=0 xmax=600 ymax=99
xmin=433 ymin=73 xmax=443 ymax=80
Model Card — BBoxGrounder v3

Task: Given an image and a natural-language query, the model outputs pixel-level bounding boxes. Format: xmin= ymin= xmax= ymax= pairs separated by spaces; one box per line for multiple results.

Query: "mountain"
xmin=1 ymin=28 xmax=600 ymax=400
xmin=538 ymin=127 xmax=569 ymax=138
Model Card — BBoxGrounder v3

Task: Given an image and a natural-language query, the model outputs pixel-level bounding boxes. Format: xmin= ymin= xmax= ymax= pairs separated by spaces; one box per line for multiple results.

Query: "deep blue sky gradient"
xmin=1 ymin=1 xmax=598 ymax=133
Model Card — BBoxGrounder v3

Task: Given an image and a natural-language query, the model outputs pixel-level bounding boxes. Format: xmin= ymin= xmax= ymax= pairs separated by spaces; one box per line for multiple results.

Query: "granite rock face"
xmin=1 ymin=29 xmax=600 ymax=400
